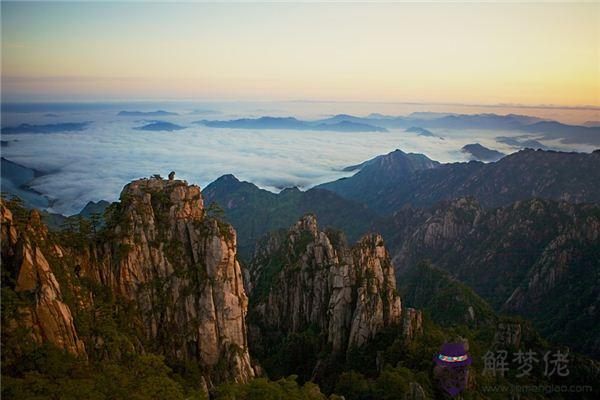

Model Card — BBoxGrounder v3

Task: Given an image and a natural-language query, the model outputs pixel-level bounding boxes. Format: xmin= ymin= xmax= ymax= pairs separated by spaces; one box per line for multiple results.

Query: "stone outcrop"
xmin=246 ymin=215 xmax=404 ymax=355
xmin=1 ymin=176 xmax=255 ymax=387
xmin=402 ymin=308 xmax=423 ymax=342
xmin=388 ymin=197 xmax=600 ymax=357
xmin=97 ymin=177 xmax=254 ymax=384
xmin=391 ymin=197 xmax=482 ymax=276
xmin=503 ymin=210 xmax=599 ymax=309
xmin=1 ymin=203 xmax=86 ymax=357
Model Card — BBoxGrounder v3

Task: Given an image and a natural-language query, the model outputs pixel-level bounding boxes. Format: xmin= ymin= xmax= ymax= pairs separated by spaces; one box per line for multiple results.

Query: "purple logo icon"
xmin=433 ymin=343 xmax=472 ymax=396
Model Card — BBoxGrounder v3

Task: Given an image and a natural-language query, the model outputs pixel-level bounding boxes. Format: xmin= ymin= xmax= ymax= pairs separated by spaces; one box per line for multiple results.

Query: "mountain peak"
xmin=120 ymin=176 xmax=204 ymax=221
xmin=461 ymin=143 xmax=505 ymax=162
xmin=291 ymin=213 xmax=319 ymax=237
xmin=247 ymin=215 xmax=403 ymax=357
xmin=215 ymin=173 xmax=241 ymax=183
xmin=280 ymin=186 xmax=301 ymax=194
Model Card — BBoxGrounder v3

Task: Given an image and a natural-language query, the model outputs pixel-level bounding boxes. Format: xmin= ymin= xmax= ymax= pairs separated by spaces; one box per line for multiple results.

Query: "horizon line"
xmin=1 ymin=98 xmax=599 ymax=112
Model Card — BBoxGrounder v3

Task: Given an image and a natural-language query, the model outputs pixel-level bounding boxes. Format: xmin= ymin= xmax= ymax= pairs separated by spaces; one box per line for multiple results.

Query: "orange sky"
xmin=2 ymin=2 xmax=599 ymax=106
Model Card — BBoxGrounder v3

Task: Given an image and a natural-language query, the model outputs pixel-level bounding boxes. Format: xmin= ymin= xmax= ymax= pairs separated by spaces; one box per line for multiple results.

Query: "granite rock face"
xmin=402 ymin=308 xmax=424 ymax=342
xmin=1 ymin=177 xmax=255 ymax=386
xmin=1 ymin=204 xmax=86 ymax=357
xmin=246 ymin=215 xmax=403 ymax=355
xmin=95 ymin=177 xmax=254 ymax=384
xmin=387 ymin=197 xmax=600 ymax=357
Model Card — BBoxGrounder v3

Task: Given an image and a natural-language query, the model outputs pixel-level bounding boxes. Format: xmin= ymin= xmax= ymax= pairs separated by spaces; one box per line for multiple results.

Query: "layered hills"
xmin=196 ymin=113 xmax=600 ymax=146
xmin=382 ymin=197 xmax=600 ymax=357
xmin=195 ymin=116 xmax=387 ymax=133
xmin=203 ymin=175 xmax=380 ymax=259
xmin=318 ymin=148 xmax=600 ymax=213
xmin=199 ymin=149 xmax=600 ymax=358
xmin=2 ymin=174 xmax=599 ymax=399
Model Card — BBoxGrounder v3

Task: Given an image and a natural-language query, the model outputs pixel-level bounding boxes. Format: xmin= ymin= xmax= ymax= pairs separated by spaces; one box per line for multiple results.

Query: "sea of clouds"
xmin=0 ymin=102 xmax=589 ymax=215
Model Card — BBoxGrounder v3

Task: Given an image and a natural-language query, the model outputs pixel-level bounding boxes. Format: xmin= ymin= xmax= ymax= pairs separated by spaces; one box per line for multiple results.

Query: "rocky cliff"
xmin=386 ymin=197 xmax=600 ymax=357
xmin=245 ymin=215 xmax=403 ymax=356
xmin=1 ymin=176 xmax=255 ymax=387
xmin=99 ymin=177 xmax=254 ymax=384
xmin=1 ymin=204 xmax=86 ymax=358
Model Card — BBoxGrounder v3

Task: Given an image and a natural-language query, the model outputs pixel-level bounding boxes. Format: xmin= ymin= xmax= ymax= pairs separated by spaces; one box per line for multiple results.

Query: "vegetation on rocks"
xmin=2 ymin=168 xmax=599 ymax=399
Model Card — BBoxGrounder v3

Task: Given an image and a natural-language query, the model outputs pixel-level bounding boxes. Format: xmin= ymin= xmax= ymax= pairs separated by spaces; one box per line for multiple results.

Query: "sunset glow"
xmin=2 ymin=2 xmax=598 ymax=106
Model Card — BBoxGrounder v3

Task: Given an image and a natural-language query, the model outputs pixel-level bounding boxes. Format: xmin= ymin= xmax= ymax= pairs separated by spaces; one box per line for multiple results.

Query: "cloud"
xmin=0 ymin=107 xmax=589 ymax=215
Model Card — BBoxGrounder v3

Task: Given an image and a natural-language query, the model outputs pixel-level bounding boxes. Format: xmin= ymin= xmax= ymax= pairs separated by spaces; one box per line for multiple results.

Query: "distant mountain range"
xmin=406 ymin=126 xmax=437 ymax=137
xmin=319 ymin=148 xmax=600 ymax=213
xmin=495 ymin=136 xmax=550 ymax=150
xmin=297 ymin=112 xmax=544 ymax=131
xmin=1 ymin=122 xmax=89 ymax=134
xmin=379 ymin=113 xmax=600 ymax=145
xmin=194 ymin=112 xmax=600 ymax=145
xmin=460 ymin=143 xmax=505 ymax=161
xmin=203 ymin=174 xmax=380 ymax=259
xmin=134 ymin=121 xmax=185 ymax=131
xmin=204 ymin=148 xmax=600 ymax=263
xmin=518 ymin=120 xmax=600 ymax=145
xmin=118 ymin=110 xmax=178 ymax=116
xmin=316 ymin=149 xmax=440 ymax=207
xmin=41 ymin=200 xmax=111 ymax=230
xmin=8 ymin=148 xmax=599 ymax=255
xmin=195 ymin=116 xmax=388 ymax=132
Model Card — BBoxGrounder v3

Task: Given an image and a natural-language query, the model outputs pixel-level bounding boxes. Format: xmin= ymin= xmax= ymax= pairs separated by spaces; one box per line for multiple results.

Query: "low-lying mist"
xmin=1 ymin=105 xmax=590 ymax=215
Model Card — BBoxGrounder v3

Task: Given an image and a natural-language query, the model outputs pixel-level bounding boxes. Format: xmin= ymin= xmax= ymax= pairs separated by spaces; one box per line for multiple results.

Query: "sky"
xmin=2 ymin=1 xmax=599 ymax=107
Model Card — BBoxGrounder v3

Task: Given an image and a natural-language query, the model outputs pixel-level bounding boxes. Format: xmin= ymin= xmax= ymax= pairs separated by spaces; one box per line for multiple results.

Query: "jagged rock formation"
xmin=1 ymin=176 xmax=255 ymax=387
xmin=96 ymin=177 xmax=254 ymax=384
xmin=385 ymin=197 xmax=600 ymax=357
xmin=245 ymin=215 xmax=403 ymax=356
xmin=1 ymin=204 xmax=86 ymax=357
xmin=402 ymin=308 xmax=423 ymax=342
